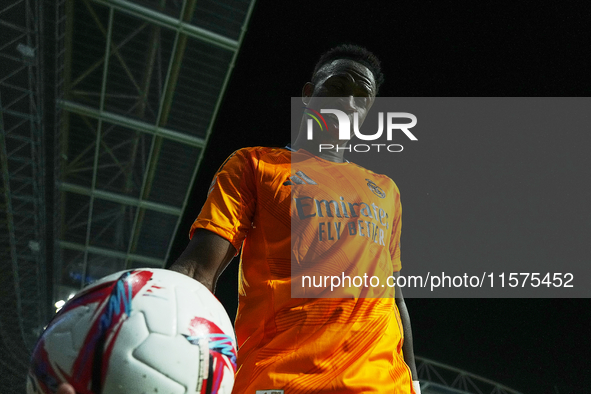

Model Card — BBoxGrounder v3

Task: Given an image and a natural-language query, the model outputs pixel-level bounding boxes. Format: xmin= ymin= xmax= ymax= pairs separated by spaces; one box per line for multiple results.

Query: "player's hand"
xmin=56 ymin=383 xmax=75 ymax=394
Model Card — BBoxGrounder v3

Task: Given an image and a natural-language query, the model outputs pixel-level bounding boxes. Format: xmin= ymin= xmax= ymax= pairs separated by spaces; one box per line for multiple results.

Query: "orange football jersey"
xmin=191 ymin=147 xmax=414 ymax=393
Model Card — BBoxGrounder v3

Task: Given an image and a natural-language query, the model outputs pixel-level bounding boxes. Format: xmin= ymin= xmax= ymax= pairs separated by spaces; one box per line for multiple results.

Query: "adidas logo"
xmin=283 ymin=171 xmax=317 ymax=186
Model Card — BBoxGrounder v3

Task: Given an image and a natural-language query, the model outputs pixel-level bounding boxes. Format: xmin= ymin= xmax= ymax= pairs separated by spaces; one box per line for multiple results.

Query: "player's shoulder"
xmin=231 ymin=146 xmax=291 ymax=164
xmin=217 ymin=147 xmax=290 ymax=175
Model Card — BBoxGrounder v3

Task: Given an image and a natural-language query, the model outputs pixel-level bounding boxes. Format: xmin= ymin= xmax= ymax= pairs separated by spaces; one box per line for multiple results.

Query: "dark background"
xmin=167 ymin=1 xmax=591 ymax=393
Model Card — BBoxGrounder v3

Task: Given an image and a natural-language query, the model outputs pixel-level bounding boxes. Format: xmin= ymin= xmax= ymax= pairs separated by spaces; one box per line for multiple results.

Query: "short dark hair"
xmin=312 ymin=44 xmax=384 ymax=94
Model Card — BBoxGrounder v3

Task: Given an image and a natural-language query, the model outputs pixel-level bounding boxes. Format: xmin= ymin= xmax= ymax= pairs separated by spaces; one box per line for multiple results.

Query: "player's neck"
xmin=292 ymin=132 xmax=348 ymax=163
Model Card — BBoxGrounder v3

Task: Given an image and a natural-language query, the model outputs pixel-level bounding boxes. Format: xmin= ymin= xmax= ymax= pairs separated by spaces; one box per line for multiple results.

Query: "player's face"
xmin=304 ymin=59 xmax=377 ymax=141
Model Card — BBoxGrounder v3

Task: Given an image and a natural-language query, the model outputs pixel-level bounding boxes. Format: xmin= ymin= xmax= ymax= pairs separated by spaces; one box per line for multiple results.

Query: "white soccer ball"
xmin=27 ymin=269 xmax=237 ymax=394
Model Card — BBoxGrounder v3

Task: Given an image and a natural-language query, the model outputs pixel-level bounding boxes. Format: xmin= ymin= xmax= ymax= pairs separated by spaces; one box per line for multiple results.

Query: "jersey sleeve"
xmin=190 ymin=149 xmax=257 ymax=253
xmin=389 ymin=189 xmax=402 ymax=272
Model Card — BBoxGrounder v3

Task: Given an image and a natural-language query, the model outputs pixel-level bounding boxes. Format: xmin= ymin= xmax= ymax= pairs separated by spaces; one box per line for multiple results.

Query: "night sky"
xmin=167 ymin=2 xmax=591 ymax=393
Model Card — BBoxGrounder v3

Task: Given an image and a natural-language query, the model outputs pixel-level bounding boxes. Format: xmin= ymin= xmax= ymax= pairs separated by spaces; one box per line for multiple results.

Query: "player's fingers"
xmin=56 ymin=383 xmax=75 ymax=394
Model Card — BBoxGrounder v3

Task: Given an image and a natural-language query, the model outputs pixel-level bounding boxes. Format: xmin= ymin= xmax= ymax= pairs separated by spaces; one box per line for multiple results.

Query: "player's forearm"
xmin=169 ymin=229 xmax=236 ymax=293
xmin=397 ymin=298 xmax=418 ymax=379
xmin=169 ymin=259 xmax=215 ymax=292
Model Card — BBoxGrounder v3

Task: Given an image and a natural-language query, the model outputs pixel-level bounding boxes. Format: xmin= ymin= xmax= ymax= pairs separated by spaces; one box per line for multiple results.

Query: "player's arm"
xmin=170 ymin=149 xmax=253 ymax=293
xmin=169 ymin=229 xmax=236 ymax=293
xmin=393 ymin=271 xmax=419 ymax=382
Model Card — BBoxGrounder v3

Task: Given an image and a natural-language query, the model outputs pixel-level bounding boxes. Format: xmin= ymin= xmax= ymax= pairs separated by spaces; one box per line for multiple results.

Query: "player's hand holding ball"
xmin=55 ymin=383 xmax=74 ymax=394
xmin=27 ymin=269 xmax=236 ymax=394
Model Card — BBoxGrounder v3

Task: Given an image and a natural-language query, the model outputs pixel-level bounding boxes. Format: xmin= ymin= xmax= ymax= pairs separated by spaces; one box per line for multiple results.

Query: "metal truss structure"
xmin=417 ymin=357 xmax=523 ymax=394
xmin=1 ymin=2 xmax=526 ymax=394
xmin=0 ymin=0 xmax=48 ymax=390
xmin=1 ymin=0 xmax=256 ymax=391
xmin=53 ymin=0 xmax=255 ymax=297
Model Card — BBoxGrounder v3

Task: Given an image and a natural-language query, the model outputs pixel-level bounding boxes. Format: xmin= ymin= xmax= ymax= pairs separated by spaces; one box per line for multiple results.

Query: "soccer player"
xmin=56 ymin=44 xmax=420 ymax=394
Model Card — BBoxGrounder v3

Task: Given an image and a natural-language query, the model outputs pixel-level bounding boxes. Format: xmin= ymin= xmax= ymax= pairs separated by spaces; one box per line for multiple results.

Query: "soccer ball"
xmin=27 ymin=269 xmax=237 ymax=394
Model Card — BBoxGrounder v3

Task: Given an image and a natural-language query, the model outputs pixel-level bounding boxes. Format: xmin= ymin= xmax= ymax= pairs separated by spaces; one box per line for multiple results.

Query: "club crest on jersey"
xmin=366 ymin=179 xmax=386 ymax=198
